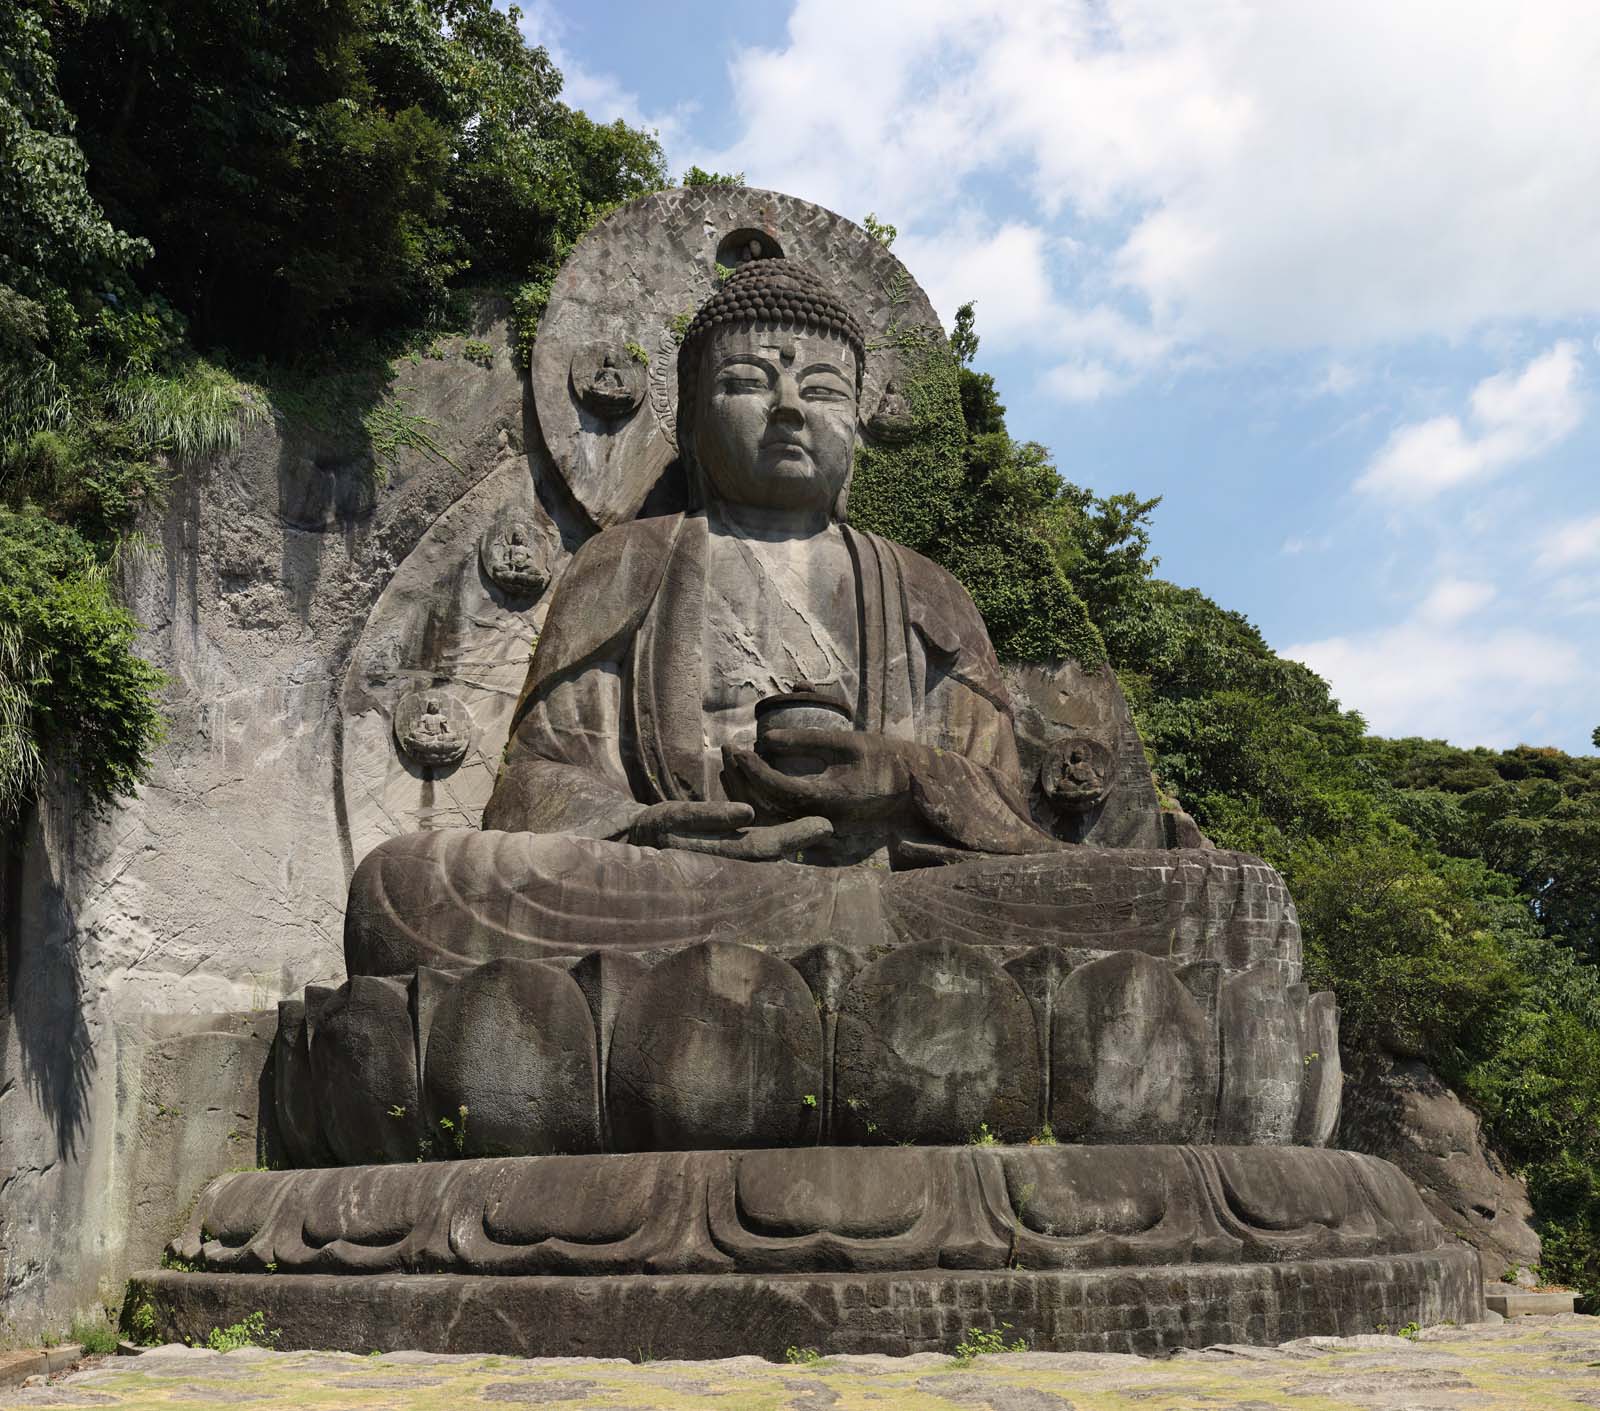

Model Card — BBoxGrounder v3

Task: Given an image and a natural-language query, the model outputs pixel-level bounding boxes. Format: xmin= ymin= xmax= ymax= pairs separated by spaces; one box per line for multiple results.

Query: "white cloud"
xmin=1311 ymin=362 xmax=1360 ymax=398
xmin=1283 ymin=578 xmax=1582 ymax=746
xmin=1355 ymin=341 xmax=1584 ymax=501
xmin=1281 ymin=533 xmax=1333 ymax=555
xmin=512 ymin=1 xmax=691 ymax=151
xmin=694 ymin=0 xmax=1600 ymax=356
xmin=888 ymin=218 xmax=1170 ymax=399
xmin=1536 ymin=512 xmax=1600 ymax=571
xmin=1043 ymin=361 xmax=1131 ymax=403
xmin=1416 ymin=577 xmax=1495 ymax=626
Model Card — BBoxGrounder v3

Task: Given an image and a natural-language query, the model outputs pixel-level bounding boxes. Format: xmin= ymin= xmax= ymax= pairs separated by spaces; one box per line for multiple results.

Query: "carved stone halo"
xmin=393 ymin=688 xmax=472 ymax=769
xmin=479 ymin=516 xmax=553 ymax=598
xmin=570 ymin=340 xmax=644 ymax=421
xmin=531 ymin=187 xmax=944 ymax=530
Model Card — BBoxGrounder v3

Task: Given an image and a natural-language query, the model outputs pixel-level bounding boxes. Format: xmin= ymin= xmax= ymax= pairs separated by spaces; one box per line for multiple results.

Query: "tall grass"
xmin=108 ymin=360 xmax=265 ymax=461
xmin=0 ymin=619 xmax=45 ymax=819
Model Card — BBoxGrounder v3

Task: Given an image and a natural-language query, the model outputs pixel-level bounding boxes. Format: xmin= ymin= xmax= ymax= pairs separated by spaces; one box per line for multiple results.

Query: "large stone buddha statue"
xmin=342 ymin=260 xmax=1297 ymax=988
xmin=160 ymin=237 xmax=1480 ymax=1361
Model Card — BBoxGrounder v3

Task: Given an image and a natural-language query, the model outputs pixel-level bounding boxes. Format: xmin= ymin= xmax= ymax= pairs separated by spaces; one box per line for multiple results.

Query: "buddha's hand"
xmin=730 ymin=730 xmax=1064 ymax=856
xmin=626 ymin=800 xmax=833 ymax=862
xmin=723 ymin=730 xmax=913 ymax=822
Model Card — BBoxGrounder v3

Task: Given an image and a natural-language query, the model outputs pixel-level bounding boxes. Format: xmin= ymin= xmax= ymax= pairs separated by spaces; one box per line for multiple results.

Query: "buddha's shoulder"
xmin=854 ymin=530 xmax=992 ymax=656
xmin=566 ymin=512 xmax=684 ymax=574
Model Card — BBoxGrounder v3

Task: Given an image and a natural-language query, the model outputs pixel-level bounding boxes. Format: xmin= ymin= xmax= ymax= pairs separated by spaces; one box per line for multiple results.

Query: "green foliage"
xmin=847 ymin=318 xmax=1102 ymax=664
xmin=949 ymin=301 xmax=980 ymax=369
xmin=125 ymin=1298 xmax=160 ymax=1346
xmin=49 ymin=0 xmax=666 ymax=353
xmin=624 ymin=339 xmax=648 ymax=365
xmin=1296 ymin=841 xmax=1528 ymax=1071
xmin=363 ymin=393 xmax=457 ymax=481
xmin=204 ymin=1311 xmax=278 ymax=1353
xmin=952 ymin=1324 xmax=1028 ymax=1363
xmin=681 ymin=165 xmax=744 ymax=186
xmin=0 ymin=507 xmax=164 ymax=817
xmin=68 ymin=1314 xmax=117 ymax=1355
xmin=863 ymin=212 xmax=898 ymax=248
xmin=461 ymin=338 xmax=493 ymax=368
xmin=784 ymin=1344 xmax=823 ymax=1364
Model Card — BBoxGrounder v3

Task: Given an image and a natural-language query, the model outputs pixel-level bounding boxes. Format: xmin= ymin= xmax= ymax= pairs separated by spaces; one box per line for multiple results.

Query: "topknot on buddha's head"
xmin=676 ymin=260 xmax=866 ymax=470
xmin=679 ymin=258 xmax=867 ymax=371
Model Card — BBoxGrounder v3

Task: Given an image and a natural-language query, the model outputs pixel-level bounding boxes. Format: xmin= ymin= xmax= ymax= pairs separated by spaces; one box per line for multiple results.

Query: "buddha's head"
xmin=677 ymin=260 xmax=866 ymax=519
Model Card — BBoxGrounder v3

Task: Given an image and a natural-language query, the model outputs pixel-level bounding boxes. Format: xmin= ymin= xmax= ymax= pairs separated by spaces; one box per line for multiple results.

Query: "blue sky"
xmin=516 ymin=0 xmax=1600 ymax=753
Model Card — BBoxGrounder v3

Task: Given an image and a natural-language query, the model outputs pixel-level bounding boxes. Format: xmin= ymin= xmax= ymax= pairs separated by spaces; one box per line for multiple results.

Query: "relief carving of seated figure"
xmin=345 ymin=260 xmax=1301 ymax=985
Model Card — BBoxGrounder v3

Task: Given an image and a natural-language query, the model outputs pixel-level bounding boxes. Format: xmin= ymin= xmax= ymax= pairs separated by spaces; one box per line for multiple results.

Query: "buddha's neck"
xmin=709 ymin=500 xmax=837 ymax=542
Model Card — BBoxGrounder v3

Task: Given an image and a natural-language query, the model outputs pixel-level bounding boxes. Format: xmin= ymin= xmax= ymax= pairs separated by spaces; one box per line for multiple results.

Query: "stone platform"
xmin=137 ymin=1145 xmax=1484 ymax=1357
xmin=131 ymin=1251 xmax=1483 ymax=1359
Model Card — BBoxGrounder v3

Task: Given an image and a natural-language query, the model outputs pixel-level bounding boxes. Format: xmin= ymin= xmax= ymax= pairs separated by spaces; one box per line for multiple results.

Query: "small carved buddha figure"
xmin=417 ymin=697 xmax=452 ymax=740
xmin=502 ymin=525 xmax=533 ymax=573
xmin=345 ymin=261 xmax=1298 ymax=982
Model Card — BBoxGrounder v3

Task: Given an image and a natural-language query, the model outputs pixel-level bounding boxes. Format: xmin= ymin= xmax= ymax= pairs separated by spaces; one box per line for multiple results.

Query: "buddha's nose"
xmin=771 ymin=372 xmax=804 ymax=427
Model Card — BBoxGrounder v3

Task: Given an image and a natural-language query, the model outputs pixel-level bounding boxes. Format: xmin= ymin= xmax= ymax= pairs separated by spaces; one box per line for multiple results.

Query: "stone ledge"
xmin=0 ymin=1343 xmax=84 ymax=1387
xmin=1486 ymin=1290 xmax=1576 ymax=1317
xmin=129 ymin=1247 xmax=1484 ymax=1359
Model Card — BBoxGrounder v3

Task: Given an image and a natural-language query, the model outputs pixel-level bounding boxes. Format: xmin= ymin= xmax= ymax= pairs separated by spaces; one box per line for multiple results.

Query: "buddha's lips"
xmin=761 ymin=439 xmax=809 ymax=460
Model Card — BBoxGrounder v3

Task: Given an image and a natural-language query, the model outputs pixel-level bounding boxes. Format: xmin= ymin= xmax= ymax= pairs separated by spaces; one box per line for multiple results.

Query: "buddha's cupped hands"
xmin=727 ymin=729 xmax=1065 ymax=856
xmin=627 ymin=799 xmax=832 ymax=861
xmin=724 ymin=729 xmax=913 ymax=822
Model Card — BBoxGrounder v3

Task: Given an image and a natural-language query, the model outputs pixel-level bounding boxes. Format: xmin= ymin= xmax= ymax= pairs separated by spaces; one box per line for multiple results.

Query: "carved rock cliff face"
xmin=1338 ymin=1053 xmax=1540 ymax=1282
xmin=0 ymin=305 xmax=541 ymax=1339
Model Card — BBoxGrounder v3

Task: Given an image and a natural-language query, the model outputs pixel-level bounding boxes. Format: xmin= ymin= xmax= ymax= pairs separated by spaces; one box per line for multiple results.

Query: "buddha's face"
xmin=694 ymin=322 xmax=859 ymax=515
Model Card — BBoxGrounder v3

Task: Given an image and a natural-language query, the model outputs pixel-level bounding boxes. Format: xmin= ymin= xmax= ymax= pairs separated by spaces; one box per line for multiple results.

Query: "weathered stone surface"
xmin=422 ymin=958 xmax=600 ymax=1157
xmin=169 ymin=1145 xmax=1455 ymax=1278
xmin=1295 ymin=991 xmax=1342 ymax=1147
xmin=113 ymin=1012 xmax=277 ymax=1282
xmin=130 ymin=1243 xmax=1483 ymax=1359
xmin=49 ymin=1315 xmax=1600 ymax=1409
xmin=1050 ymin=952 xmax=1217 ymax=1144
xmin=1003 ymin=660 xmax=1168 ymax=849
xmin=343 ymin=832 xmax=1305 ymax=979
xmin=1217 ymin=965 xmax=1306 ymax=1146
xmin=607 ymin=942 xmax=822 ymax=1151
xmin=311 ymin=976 xmax=419 ymax=1165
xmin=278 ymin=937 xmax=1343 ymax=1158
xmin=0 ymin=307 xmax=532 ymax=1339
xmin=1339 ymin=1053 xmax=1541 ymax=1283
xmin=834 ymin=941 xmax=1041 ymax=1144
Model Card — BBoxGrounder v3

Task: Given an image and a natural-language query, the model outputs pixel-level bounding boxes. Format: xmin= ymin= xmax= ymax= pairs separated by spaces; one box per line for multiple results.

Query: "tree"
xmin=681 ymin=165 xmax=743 ymax=186
xmin=51 ymin=0 xmax=666 ymax=353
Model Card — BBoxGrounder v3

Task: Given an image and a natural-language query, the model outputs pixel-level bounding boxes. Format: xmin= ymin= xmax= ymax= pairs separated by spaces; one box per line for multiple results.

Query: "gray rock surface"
xmin=1338 ymin=1052 xmax=1540 ymax=1282
xmin=0 ymin=310 xmax=538 ymax=1340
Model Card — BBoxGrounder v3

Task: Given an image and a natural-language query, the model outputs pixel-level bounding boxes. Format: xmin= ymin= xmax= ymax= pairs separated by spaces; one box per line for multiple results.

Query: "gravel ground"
xmin=4 ymin=1313 xmax=1598 ymax=1410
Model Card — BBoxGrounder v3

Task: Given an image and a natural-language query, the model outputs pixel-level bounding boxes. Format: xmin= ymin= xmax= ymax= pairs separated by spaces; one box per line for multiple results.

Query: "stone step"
xmin=1485 ymin=1290 xmax=1577 ymax=1317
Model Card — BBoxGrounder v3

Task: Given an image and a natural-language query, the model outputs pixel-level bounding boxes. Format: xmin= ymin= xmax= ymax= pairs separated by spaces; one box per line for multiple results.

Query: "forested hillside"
xmin=3 ymin=0 xmax=1596 ymax=1304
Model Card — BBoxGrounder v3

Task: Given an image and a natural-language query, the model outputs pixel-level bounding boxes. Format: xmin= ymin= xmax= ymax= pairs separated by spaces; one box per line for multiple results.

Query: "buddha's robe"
xmin=344 ymin=512 xmax=1302 ymax=981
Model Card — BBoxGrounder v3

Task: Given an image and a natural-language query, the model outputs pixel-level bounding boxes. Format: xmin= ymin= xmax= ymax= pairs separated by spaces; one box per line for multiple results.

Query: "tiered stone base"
xmin=139 ymin=1145 xmax=1485 ymax=1357
xmin=131 ymin=1252 xmax=1483 ymax=1359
